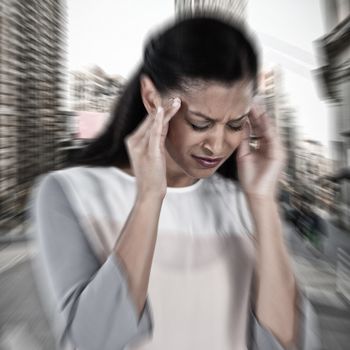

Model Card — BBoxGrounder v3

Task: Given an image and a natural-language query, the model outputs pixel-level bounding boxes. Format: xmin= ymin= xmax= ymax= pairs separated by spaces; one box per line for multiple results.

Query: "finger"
xmin=136 ymin=98 xmax=181 ymax=141
xmin=149 ymin=106 xmax=165 ymax=153
xmin=138 ymin=119 xmax=154 ymax=149
xmin=249 ymin=111 xmax=273 ymax=143
xmin=236 ymin=120 xmax=251 ymax=160
xmin=248 ymin=110 xmax=263 ymax=134
xmin=130 ymin=97 xmax=181 ymax=153
xmin=137 ymin=97 xmax=180 ymax=145
xmin=250 ymin=96 xmax=267 ymax=120
xmin=259 ymin=112 xmax=275 ymax=141
xmin=138 ymin=108 xmax=162 ymax=149
xmin=259 ymin=114 xmax=283 ymax=159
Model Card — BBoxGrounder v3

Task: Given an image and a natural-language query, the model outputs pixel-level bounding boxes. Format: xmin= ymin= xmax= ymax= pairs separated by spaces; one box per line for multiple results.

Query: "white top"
xmin=29 ymin=165 xmax=320 ymax=350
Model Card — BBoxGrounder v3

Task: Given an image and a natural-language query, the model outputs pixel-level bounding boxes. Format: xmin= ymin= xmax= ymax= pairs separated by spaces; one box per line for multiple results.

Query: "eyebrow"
xmin=188 ymin=110 xmax=249 ymax=123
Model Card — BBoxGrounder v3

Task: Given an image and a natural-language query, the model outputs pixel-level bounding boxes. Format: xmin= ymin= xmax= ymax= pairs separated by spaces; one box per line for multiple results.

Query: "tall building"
xmin=175 ymin=0 xmax=247 ymax=22
xmin=69 ymin=66 xmax=125 ymax=114
xmin=258 ymin=69 xmax=283 ymax=125
xmin=295 ymin=140 xmax=334 ymax=209
xmin=259 ymin=67 xmax=298 ymax=180
xmin=315 ymin=0 xmax=350 ymax=227
xmin=68 ymin=66 xmax=125 ymax=143
xmin=0 ymin=0 xmax=70 ymax=232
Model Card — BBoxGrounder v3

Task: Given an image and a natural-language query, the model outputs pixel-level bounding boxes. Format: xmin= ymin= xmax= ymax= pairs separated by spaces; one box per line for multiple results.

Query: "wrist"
xmin=245 ymin=194 xmax=278 ymax=216
xmin=245 ymin=192 xmax=277 ymax=204
xmin=136 ymin=190 xmax=166 ymax=203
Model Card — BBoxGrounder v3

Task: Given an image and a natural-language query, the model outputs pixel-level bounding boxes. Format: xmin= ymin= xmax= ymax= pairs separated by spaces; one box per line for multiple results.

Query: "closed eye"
xmin=190 ymin=123 xmax=244 ymax=132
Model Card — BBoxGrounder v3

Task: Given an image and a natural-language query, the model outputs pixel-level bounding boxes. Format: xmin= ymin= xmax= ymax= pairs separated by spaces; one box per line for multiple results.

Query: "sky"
xmin=67 ymin=0 xmax=174 ymax=77
xmin=247 ymin=0 xmax=329 ymax=150
xmin=67 ymin=0 xmax=331 ymax=150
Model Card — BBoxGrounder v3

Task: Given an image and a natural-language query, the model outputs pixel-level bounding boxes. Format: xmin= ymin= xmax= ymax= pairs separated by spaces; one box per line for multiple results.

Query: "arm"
xmin=238 ymin=188 xmax=321 ymax=350
xmin=236 ymin=104 xmax=321 ymax=349
xmin=113 ymin=190 xmax=164 ymax=318
xmin=248 ymin=196 xmax=298 ymax=348
xmin=33 ymin=173 xmax=156 ymax=350
xmin=248 ymin=198 xmax=321 ymax=350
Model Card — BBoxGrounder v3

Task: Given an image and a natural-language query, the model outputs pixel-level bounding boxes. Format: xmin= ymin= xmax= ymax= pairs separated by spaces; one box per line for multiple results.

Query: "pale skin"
xmin=113 ymin=74 xmax=298 ymax=348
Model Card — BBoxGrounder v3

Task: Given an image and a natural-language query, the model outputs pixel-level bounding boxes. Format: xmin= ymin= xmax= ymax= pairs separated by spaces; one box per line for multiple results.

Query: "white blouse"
xmin=29 ymin=165 xmax=320 ymax=350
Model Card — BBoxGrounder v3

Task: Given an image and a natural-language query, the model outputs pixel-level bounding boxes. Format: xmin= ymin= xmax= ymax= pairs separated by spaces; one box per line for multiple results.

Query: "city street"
xmin=1 ymin=0 xmax=349 ymax=349
xmin=0 ymin=242 xmax=57 ymax=350
xmin=0 ymin=222 xmax=349 ymax=349
xmin=284 ymin=222 xmax=350 ymax=350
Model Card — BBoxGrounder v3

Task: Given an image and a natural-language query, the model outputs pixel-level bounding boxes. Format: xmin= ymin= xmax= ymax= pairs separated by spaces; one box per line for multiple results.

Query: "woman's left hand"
xmin=236 ymin=102 xmax=286 ymax=200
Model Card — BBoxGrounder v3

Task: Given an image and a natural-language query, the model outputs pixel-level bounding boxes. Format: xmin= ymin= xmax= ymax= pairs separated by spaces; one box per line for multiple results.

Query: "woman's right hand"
xmin=124 ymin=97 xmax=181 ymax=199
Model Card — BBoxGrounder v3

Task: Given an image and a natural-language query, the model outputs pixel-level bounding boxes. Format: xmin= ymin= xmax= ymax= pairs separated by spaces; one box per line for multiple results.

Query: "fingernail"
xmin=157 ymin=106 xmax=163 ymax=113
xmin=172 ymin=98 xmax=181 ymax=107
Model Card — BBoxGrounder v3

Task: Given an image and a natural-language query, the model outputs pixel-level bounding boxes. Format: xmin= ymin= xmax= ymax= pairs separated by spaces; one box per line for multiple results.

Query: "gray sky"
xmin=67 ymin=0 xmax=330 ymax=149
xmin=67 ymin=0 xmax=174 ymax=76
xmin=247 ymin=0 xmax=329 ymax=149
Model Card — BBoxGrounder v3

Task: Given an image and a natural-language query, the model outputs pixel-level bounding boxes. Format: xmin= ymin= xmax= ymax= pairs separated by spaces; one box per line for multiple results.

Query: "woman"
xmin=31 ymin=15 xmax=320 ymax=350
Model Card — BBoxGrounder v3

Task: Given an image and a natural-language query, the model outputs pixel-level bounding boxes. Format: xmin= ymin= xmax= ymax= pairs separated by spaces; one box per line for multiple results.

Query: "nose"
xmin=202 ymin=126 xmax=226 ymax=156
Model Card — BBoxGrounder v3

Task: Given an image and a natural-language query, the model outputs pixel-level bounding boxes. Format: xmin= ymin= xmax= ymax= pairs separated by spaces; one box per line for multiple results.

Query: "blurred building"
xmin=175 ymin=0 xmax=247 ymax=22
xmin=259 ymin=67 xmax=298 ymax=181
xmin=69 ymin=65 xmax=125 ymax=113
xmin=295 ymin=140 xmax=334 ymax=209
xmin=315 ymin=0 xmax=350 ymax=227
xmin=279 ymin=106 xmax=298 ymax=179
xmin=68 ymin=66 xmax=125 ymax=143
xmin=0 ymin=0 xmax=71 ymax=232
xmin=259 ymin=69 xmax=282 ymax=125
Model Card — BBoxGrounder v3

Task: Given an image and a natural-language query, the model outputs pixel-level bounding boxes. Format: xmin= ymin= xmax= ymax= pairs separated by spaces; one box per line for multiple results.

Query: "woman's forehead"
xmin=180 ymin=80 xmax=253 ymax=100
xmin=178 ymin=80 xmax=254 ymax=117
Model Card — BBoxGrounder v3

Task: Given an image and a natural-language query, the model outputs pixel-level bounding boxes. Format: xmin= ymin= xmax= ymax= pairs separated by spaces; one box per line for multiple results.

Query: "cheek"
xmin=167 ymin=125 xmax=185 ymax=145
xmin=227 ymin=130 xmax=245 ymax=148
xmin=167 ymin=119 xmax=195 ymax=147
xmin=172 ymin=132 xmax=197 ymax=150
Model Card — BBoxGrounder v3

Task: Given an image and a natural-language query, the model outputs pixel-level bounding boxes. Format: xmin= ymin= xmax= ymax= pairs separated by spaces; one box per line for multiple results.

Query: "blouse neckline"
xmin=110 ymin=166 xmax=205 ymax=194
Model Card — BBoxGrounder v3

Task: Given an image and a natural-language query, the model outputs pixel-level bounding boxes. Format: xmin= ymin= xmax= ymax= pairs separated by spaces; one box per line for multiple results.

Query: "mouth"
xmin=191 ymin=155 xmax=223 ymax=168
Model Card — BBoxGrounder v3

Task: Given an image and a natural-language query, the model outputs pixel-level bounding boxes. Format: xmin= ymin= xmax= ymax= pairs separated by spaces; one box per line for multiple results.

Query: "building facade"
xmin=175 ymin=0 xmax=247 ymax=22
xmin=315 ymin=0 xmax=350 ymax=227
xmin=68 ymin=66 xmax=125 ymax=143
xmin=0 ymin=0 xmax=70 ymax=232
xmin=259 ymin=67 xmax=298 ymax=181
xmin=69 ymin=66 xmax=125 ymax=114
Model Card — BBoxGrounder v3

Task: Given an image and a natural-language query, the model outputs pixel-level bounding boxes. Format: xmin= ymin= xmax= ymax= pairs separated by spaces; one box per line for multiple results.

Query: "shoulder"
xmin=39 ymin=166 xmax=117 ymax=195
xmin=31 ymin=166 xmax=94 ymax=214
xmin=32 ymin=171 xmax=61 ymax=203
xmin=33 ymin=166 xmax=79 ymax=196
xmin=31 ymin=171 xmax=71 ymax=217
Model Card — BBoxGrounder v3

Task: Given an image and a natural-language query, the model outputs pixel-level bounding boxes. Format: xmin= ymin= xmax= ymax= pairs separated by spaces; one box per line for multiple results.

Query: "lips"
xmin=192 ymin=155 xmax=223 ymax=168
xmin=193 ymin=155 xmax=223 ymax=162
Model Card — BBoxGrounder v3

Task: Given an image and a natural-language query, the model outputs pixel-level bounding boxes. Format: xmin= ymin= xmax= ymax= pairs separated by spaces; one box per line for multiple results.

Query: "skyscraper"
xmin=175 ymin=0 xmax=247 ymax=22
xmin=0 ymin=0 xmax=69 ymax=232
xmin=315 ymin=0 xmax=350 ymax=228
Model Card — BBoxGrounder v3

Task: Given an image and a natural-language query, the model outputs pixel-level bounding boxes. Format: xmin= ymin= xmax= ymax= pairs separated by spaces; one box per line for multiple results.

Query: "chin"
xmin=184 ymin=164 xmax=218 ymax=179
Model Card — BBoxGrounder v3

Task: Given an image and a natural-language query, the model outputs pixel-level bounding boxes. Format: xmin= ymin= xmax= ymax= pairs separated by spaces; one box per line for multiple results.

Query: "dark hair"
xmin=70 ymin=14 xmax=259 ymax=182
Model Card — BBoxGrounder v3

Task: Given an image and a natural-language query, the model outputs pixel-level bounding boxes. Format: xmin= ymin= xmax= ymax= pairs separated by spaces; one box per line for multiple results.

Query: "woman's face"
xmin=163 ymin=79 xmax=254 ymax=183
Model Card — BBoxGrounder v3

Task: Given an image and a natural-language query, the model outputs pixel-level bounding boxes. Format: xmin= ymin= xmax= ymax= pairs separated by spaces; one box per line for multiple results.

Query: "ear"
xmin=140 ymin=74 xmax=161 ymax=116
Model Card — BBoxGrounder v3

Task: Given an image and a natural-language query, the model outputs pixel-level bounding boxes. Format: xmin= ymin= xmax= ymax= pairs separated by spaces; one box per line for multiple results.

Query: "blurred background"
xmin=0 ymin=0 xmax=349 ymax=349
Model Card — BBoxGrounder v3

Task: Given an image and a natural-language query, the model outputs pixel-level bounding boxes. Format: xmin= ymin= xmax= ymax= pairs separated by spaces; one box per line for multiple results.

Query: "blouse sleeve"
xmin=31 ymin=173 xmax=153 ymax=350
xmin=236 ymin=187 xmax=321 ymax=349
xmin=248 ymin=284 xmax=321 ymax=349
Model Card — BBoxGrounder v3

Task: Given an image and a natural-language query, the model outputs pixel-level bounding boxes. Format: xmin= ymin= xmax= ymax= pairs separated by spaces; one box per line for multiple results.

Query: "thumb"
xmin=236 ymin=121 xmax=251 ymax=160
